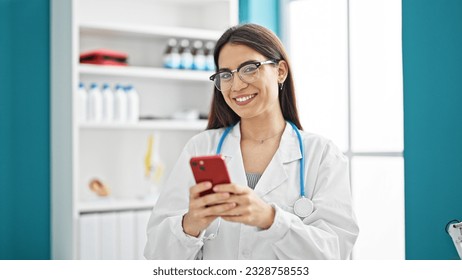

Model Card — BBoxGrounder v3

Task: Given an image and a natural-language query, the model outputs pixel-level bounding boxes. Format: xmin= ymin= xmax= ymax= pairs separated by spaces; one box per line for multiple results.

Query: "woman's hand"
xmin=182 ymin=182 xmax=237 ymax=237
xmin=214 ymin=183 xmax=275 ymax=230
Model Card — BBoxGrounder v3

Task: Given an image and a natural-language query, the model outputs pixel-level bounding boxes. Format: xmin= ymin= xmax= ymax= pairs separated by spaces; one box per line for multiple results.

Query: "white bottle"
xmin=125 ymin=85 xmax=140 ymax=123
xmin=113 ymin=84 xmax=127 ymax=122
xmin=77 ymin=82 xmax=88 ymax=123
xmin=88 ymin=83 xmax=103 ymax=122
xmin=101 ymin=83 xmax=114 ymax=122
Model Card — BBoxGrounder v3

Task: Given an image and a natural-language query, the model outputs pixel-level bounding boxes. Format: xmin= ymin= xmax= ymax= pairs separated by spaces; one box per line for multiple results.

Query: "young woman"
xmin=144 ymin=24 xmax=358 ymax=259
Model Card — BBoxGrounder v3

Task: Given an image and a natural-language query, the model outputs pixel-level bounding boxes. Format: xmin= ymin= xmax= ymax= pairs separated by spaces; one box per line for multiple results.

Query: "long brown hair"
xmin=206 ymin=23 xmax=303 ymax=130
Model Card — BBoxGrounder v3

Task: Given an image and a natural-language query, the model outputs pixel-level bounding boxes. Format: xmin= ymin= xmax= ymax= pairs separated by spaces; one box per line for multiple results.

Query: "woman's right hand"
xmin=182 ymin=182 xmax=236 ymax=237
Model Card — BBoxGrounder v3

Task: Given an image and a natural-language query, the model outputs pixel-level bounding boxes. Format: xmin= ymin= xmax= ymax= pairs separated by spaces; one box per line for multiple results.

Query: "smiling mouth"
xmin=234 ymin=94 xmax=256 ymax=104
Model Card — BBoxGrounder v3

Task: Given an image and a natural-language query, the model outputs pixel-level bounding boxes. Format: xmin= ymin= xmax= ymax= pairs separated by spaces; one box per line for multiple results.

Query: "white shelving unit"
xmin=78 ymin=197 xmax=159 ymax=214
xmin=51 ymin=0 xmax=238 ymax=259
xmin=80 ymin=22 xmax=223 ymax=41
xmin=79 ymin=64 xmax=213 ymax=81
xmin=79 ymin=119 xmax=208 ymax=131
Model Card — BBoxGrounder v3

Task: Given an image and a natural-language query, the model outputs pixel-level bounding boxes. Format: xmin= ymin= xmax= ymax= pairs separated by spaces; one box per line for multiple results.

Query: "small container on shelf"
xmin=125 ymin=84 xmax=140 ymax=123
xmin=204 ymin=41 xmax=216 ymax=71
xmin=113 ymin=84 xmax=128 ymax=122
xmin=192 ymin=40 xmax=206 ymax=71
xmin=101 ymin=83 xmax=114 ymax=122
xmin=77 ymin=82 xmax=88 ymax=123
xmin=163 ymin=38 xmax=181 ymax=69
xmin=88 ymin=83 xmax=103 ymax=122
xmin=179 ymin=39 xmax=194 ymax=70
xmin=79 ymin=48 xmax=128 ymax=66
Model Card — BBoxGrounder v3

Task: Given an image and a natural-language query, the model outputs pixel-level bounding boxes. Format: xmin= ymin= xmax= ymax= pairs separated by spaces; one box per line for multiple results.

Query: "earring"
xmin=279 ymin=83 xmax=284 ymax=91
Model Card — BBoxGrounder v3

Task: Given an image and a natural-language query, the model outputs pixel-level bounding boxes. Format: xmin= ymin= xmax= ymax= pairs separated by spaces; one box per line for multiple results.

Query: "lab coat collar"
xmin=278 ymin=121 xmax=303 ymax=164
xmin=219 ymin=121 xmax=303 ymax=197
xmin=219 ymin=122 xmax=246 ymax=188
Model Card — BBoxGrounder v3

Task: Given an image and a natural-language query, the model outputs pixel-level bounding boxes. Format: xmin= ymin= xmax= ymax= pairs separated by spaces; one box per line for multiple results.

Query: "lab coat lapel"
xmin=254 ymin=123 xmax=302 ymax=197
xmin=253 ymin=150 xmax=287 ymax=197
xmin=218 ymin=121 xmax=303 ymax=195
xmin=219 ymin=123 xmax=247 ymax=187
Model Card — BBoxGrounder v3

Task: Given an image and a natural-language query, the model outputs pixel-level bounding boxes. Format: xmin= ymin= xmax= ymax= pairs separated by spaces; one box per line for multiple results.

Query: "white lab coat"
xmin=144 ymin=122 xmax=359 ymax=260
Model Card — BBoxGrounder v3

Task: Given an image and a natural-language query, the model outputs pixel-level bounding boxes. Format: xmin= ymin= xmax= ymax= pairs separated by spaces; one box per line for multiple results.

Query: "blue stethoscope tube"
xmin=202 ymin=120 xmax=312 ymax=242
xmin=216 ymin=121 xmax=306 ymax=199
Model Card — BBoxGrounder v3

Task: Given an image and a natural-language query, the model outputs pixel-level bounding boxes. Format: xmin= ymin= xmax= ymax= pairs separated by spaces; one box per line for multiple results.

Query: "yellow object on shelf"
xmin=144 ymin=134 xmax=165 ymax=184
xmin=144 ymin=135 xmax=154 ymax=178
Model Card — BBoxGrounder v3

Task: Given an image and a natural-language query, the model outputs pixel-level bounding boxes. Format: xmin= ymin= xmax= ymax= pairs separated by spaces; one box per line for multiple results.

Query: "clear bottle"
xmin=77 ymin=82 xmax=88 ymax=123
xmin=163 ymin=38 xmax=181 ymax=69
xmin=113 ymin=84 xmax=127 ymax=122
xmin=179 ymin=39 xmax=194 ymax=70
xmin=88 ymin=83 xmax=103 ymax=122
xmin=125 ymin=84 xmax=140 ymax=123
xmin=204 ymin=41 xmax=216 ymax=71
xmin=192 ymin=40 xmax=206 ymax=71
xmin=101 ymin=83 xmax=114 ymax=122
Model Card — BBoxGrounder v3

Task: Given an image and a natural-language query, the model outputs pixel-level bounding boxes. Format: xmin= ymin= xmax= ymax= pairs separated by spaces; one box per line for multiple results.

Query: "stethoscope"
xmin=217 ymin=121 xmax=314 ymax=218
xmin=202 ymin=121 xmax=314 ymax=242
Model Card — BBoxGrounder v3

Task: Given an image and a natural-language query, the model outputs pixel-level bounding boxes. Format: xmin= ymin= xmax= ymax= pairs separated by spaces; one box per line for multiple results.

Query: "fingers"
xmin=192 ymin=192 xmax=231 ymax=208
xmin=183 ymin=203 xmax=235 ymax=236
xmin=191 ymin=183 xmax=246 ymax=208
xmin=185 ymin=182 xmax=238 ymax=236
xmin=220 ymin=211 xmax=255 ymax=226
xmin=189 ymin=183 xmax=274 ymax=229
xmin=188 ymin=182 xmax=237 ymax=215
xmin=201 ymin=202 xmax=237 ymax=217
xmin=219 ymin=203 xmax=250 ymax=217
xmin=222 ymin=192 xmax=251 ymax=205
xmin=189 ymin=182 xmax=213 ymax=199
xmin=219 ymin=203 xmax=274 ymax=229
xmin=213 ymin=183 xmax=249 ymax=195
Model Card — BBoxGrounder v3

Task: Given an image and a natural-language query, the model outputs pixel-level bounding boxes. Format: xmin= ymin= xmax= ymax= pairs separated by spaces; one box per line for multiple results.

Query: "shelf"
xmin=79 ymin=119 xmax=208 ymax=131
xmin=79 ymin=64 xmax=213 ymax=81
xmin=157 ymin=0 xmax=233 ymax=3
xmin=79 ymin=21 xmax=222 ymax=41
xmin=78 ymin=196 xmax=159 ymax=214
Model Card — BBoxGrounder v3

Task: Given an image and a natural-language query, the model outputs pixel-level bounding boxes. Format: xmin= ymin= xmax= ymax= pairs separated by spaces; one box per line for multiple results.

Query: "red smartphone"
xmin=190 ymin=155 xmax=231 ymax=197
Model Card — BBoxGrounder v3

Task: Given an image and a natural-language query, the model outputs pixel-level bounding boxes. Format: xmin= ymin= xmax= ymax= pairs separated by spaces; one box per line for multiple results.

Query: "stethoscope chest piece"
xmin=217 ymin=122 xmax=313 ymax=219
xmin=293 ymin=197 xmax=314 ymax=218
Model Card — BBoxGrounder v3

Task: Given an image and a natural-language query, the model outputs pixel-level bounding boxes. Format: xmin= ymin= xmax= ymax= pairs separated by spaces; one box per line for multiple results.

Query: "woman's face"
xmin=217 ymin=43 xmax=286 ymax=121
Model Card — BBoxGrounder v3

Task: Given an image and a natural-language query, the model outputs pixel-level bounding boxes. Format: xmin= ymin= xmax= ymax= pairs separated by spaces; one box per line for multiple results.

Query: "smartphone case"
xmin=190 ymin=155 xmax=231 ymax=196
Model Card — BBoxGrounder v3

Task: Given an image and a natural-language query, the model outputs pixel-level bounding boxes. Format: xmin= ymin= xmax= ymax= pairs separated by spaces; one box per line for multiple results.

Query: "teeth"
xmin=235 ymin=94 xmax=255 ymax=102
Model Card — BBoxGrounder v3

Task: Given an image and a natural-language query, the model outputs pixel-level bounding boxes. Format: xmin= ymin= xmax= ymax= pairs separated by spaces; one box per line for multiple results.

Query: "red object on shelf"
xmin=79 ymin=49 xmax=128 ymax=66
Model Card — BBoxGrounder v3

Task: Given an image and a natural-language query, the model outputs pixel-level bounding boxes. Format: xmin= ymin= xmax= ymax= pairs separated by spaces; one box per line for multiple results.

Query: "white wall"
xmin=282 ymin=0 xmax=404 ymax=259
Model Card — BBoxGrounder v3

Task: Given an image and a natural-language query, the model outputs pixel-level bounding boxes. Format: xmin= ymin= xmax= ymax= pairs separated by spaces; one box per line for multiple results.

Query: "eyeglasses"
xmin=209 ymin=60 xmax=277 ymax=91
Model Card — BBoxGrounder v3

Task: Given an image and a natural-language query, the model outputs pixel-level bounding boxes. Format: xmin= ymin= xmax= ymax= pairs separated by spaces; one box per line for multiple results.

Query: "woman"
xmin=144 ymin=24 xmax=359 ymax=260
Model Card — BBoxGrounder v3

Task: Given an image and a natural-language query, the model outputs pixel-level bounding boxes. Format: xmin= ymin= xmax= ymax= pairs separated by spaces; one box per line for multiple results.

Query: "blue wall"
xmin=403 ymin=0 xmax=462 ymax=259
xmin=0 ymin=0 xmax=50 ymax=259
xmin=0 ymin=0 xmax=14 ymax=258
xmin=239 ymin=0 xmax=280 ymax=36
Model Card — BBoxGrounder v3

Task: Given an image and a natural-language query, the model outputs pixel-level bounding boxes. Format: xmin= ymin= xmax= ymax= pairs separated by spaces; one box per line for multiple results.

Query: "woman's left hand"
xmin=213 ymin=183 xmax=275 ymax=230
